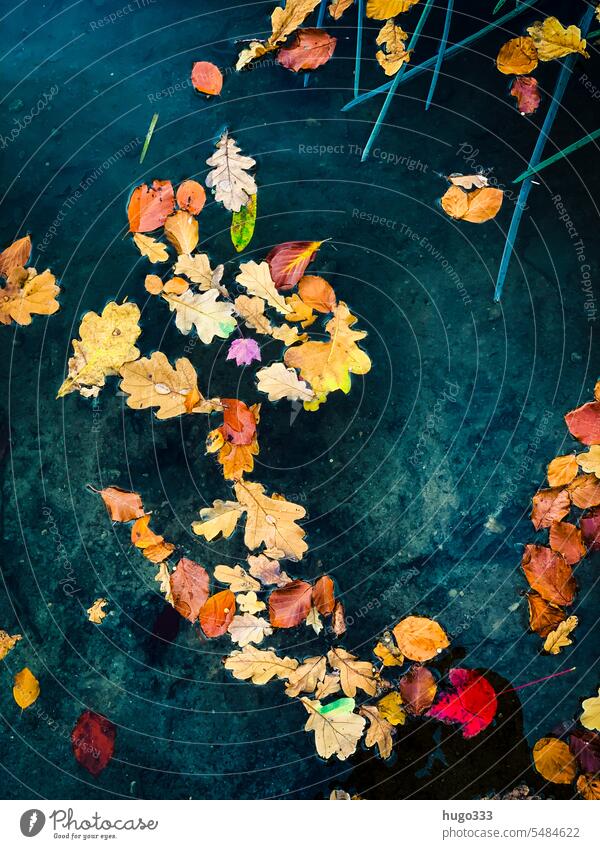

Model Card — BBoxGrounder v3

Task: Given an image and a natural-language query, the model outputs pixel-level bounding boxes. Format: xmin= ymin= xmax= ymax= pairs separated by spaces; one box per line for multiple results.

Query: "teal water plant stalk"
xmin=513 ymin=127 xmax=600 ymax=184
xmin=425 ymin=0 xmax=454 ymax=110
xmin=354 ymin=0 xmax=365 ymax=97
xmin=493 ymin=3 xmax=596 ymax=301
xmin=304 ymin=0 xmax=328 ymax=86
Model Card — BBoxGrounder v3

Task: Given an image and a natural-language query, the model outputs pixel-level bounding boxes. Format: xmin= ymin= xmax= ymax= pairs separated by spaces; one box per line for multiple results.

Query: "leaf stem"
xmin=354 ymin=0 xmax=364 ymax=98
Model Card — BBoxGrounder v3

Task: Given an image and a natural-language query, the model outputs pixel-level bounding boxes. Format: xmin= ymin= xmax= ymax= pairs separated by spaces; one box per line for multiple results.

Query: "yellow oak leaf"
xmin=214 ymin=564 xmax=260 ymax=592
xmin=164 ymin=210 xmax=199 ymax=255
xmin=580 ymin=688 xmax=600 ymax=731
xmin=360 ymin=705 xmax=394 ymax=759
xmin=224 ymin=644 xmax=298 ymax=684
xmin=374 ymin=637 xmax=404 ymax=667
xmin=301 ymin=696 xmax=365 ymax=760
xmin=527 ymin=17 xmax=589 ymax=62
xmin=577 ymin=445 xmax=600 ymax=477
xmin=543 ymin=615 xmax=578 ymax=655
xmin=367 ymin=0 xmax=420 ymax=19
xmin=192 ymin=499 xmax=244 ymax=541
xmin=285 ymin=656 xmax=327 ymax=697
xmin=532 ymin=737 xmax=577 ymax=784
xmin=87 ymin=598 xmax=108 ymax=624
xmin=256 ymin=362 xmax=315 ymax=403
xmin=13 ymin=667 xmax=40 ymax=709
xmin=376 ymin=20 xmax=410 ymax=75
xmin=132 ymin=233 xmax=169 ymax=262
xmin=236 ymin=261 xmax=291 ymax=315
xmin=234 ymin=480 xmax=308 ymax=560
xmin=285 ymin=293 xmax=315 ymax=327
xmin=0 ymin=630 xmax=22 ymax=661
xmin=377 ymin=691 xmax=407 ymax=726
xmin=57 ymin=302 xmax=141 ymax=398
xmin=217 ymin=438 xmax=259 ymax=481
xmin=154 ymin=562 xmax=173 ymax=604
xmin=236 ymin=0 xmax=322 ymax=68
xmin=0 ymin=266 xmax=60 ymax=326
xmin=327 ymin=647 xmax=377 ymax=697
xmin=173 ymin=253 xmax=222 ymax=290
xmin=315 ymin=673 xmax=341 ymax=699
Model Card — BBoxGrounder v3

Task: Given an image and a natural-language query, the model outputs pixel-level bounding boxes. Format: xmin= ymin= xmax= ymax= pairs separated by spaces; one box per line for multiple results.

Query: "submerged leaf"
xmin=510 ymin=76 xmax=541 ymax=115
xmin=72 ymin=711 xmax=116 ymax=776
xmin=170 ymin=557 xmax=210 ymax=623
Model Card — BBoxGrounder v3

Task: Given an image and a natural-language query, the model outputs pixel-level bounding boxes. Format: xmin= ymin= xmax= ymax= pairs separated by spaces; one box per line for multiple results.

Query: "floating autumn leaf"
xmin=0 ymin=266 xmax=60 ymax=326
xmin=543 ymin=615 xmax=578 ymax=655
xmin=256 ymin=362 xmax=315 ymax=403
xmin=224 ymin=644 xmax=298 ymax=684
xmin=298 ymin=275 xmax=336 ymax=313
xmin=219 ymin=398 xmax=259 ymax=447
xmin=235 ymin=480 xmax=308 ymax=560
xmin=269 ymin=579 xmax=313 ymax=627
xmin=374 ymin=637 xmax=404 ymax=667
xmin=531 ymin=487 xmax=571 ymax=530
xmin=192 ymin=499 xmax=243 ymax=541
xmin=577 ymin=445 xmax=600 ymax=477
xmin=164 ymin=277 xmax=190 ymax=295
xmin=247 ymin=553 xmax=291 ymax=587
xmin=521 ymin=544 xmax=576 ymax=606
xmin=227 ymin=337 xmax=261 ymax=367
xmin=581 ymin=507 xmax=600 ymax=551
xmin=565 ymin=401 xmax=600 ymax=445
xmin=0 ymin=630 xmax=21 ymax=661
xmin=392 ymin=616 xmax=449 ymax=662
xmin=496 ymin=36 xmax=539 ymax=75
xmin=165 ymin=288 xmax=236 ymax=343
xmin=327 ymin=647 xmax=377 ymax=697
xmin=316 ymin=673 xmax=341 ymax=699
xmin=285 ymin=293 xmax=316 ymax=328
xmin=72 ymin=710 xmax=116 ymax=776
xmin=549 ymin=521 xmax=586 ymax=566
xmin=376 ymin=20 xmax=410 ymax=76
xmin=144 ymin=274 xmax=164 ymax=295
xmin=547 ymin=454 xmax=578 ymax=487
xmin=302 ymin=697 xmax=365 ymax=760
xmin=527 ymin=591 xmax=566 ymax=638
xmin=228 ymin=613 xmax=273 ymax=647
xmin=399 ymin=666 xmax=437 ymax=715
xmin=199 ymin=589 xmax=236 ymax=637
xmin=170 ymin=557 xmax=210 ymax=622
xmin=237 ymin=591 xmax=265 ymax=614
xmin=313 ymin=575 xmax=335 ymax=616
xmin=176 ymin=180 xmax=206 ymax=215
xmin=277 ymin=29 xmax=337 ymax=72
xmin=267 ymin=240 xmax=323 ymax=291
xmin=532 ymin=737 xmax=577 ymax=784
xmin=236 ymin=0 xmax=322 ymax=70
xmin=133 ymin=233 xmax=169 ymax=263
xmin=231 ymin=194 xmax=257 ymax=254
xmin=366 ymin=0 xmax=420 ymax=19
xmin=214 ymin=563 xmax=260 ymax=593
xmin=58 ymin=302 xmax=141 ymax=398
xmin=331 ymin=600 xmax=346 ymax=636
xmin=155 ymin=563 xmax=173 ymax=604
xmin=127 ymin=179 xmax=175 ymax=232
xmin=97 ymin=486 xmax=145 ymax=522
xmin=131 ymin=514 xmax=175 ymax=563
xmin=569 ymin=728 xmax=600 ymax=775
xmin=428 ymin=668 xmax=497 ymax=739
xmin=120 ymin=352 xmax=218 ymax=419
xmin=285 ymin=656 xmax=327 ymax=697
xmin=0 ymin=235 xmax=31 ymax=278
xmin=527 ymin=17 xmax=589 ymax=62
xmin=329 ymin=0 xmax=353 ymax=18
xmin=377 ymin=691 xmax=406 ymax=726
xmin=164 ymin=210 xmax=199 ymax=255
xmin=448 ymin=173 xmax=489 ymax=189
xmin=577 ymin=774 xmax=600 ymax=800
xmin=173 ymin=253 xmax=224 ymax=293
xmin=13 ymin=667 xmax=40 ymax=709
xmin=87 ymin=598 xmax=108 ymax=624
xmin=441 ymin=186 xmax=503 ymax=223
xmin=360 ymin=705 xmax=394 ymax=759
xmin=285 ymin=302 xmax=371 ymax=410
xmin=510 ymin=76 xmax=541 ymax=115
xmin=236 ymin=261 xmax=291 ymax=314
xmin=206 ymin=131 xmax=257 ymax=213
xmin=306 ymin=606 xmax=323 ymax=634
xmin=580 ymin=689 xmax=600 ymax=731
xmin=191 ymin=61 xmax=223 ymax=95
xmin=568 ymin=473 xmax=600 ymax=509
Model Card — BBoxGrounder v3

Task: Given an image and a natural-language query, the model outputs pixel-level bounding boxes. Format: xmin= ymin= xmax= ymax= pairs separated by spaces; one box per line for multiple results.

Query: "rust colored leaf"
xmin=0 ymin=235 xmax=31 ymax=278
xmin=269 ymin=579 xmax=313 ymax=628
xmin=549 ymin=521 xmax=586 ymax=565
xmin=191 ymin=61 xmax=223 ymax=95
xmin=581 ymin=506 xmax=600 ymax=551
xmin=399 ymin=666 xmax=437 ymax=716
xmin=527 ymin=591 xmax=566 ymax=638
xmin=332 ymin=600 xmax=347 ymax=636
xmin=496 ymin=36 xmax=539 ymax=75
xmin=568 ymin=474 xmax=600 ymax=509
xmin=221 ymin=398 xmax=258 ymax=446
xmin=312 ymin=575 xmax=335 ymax=616
xmin=72 ymin=711 xmax=116 ymax=776
xmin=176 ymin=180 xmax=206 ymax=215
xmin=98 ymin=486 xmax=145 ymax=522
xmin=565 ymin=401 xmax=600 ymax=445
xmin=510 ymin=76 xmax=541 ymax=114
xmin=127 ymin=180 xmax=175 ymax=233
xmin=199 ymin=589 xmax=236 ymax=637
xmin=170 ymin=557 xmax=210 ymax=622
xmin=521 ymin=544 xmax=576 ymax=606
xmin=530 ymin=487 xmax=570 ymax=530
xmin=298 ymin=275 xmax=337 ymax=313
xmin=277 ymin=28 xmax=337 ymax=72
xmin=131 ymin=514 xmax=162 ymax=548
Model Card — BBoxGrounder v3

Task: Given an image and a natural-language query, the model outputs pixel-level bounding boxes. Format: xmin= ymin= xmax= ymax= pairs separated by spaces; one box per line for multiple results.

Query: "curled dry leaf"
xmin=13 ymin=667 xmax=40 ymax=709
xmin=399 ymin=666 xmax=437 ymax=715
xmin=531 ymin=487 xmax=571 ymax=530
xmin=192 ymin=500 xmax=243 ymax=541
xmin=154 ymin=563 xmax=173 ymax=604
xmin=510 ymin=76 xmax=541 ymax=115
xmin=360 ymin=705 xmax=394 ymax=759
xmin=170 ymin=557 xmax=210 ymax=622
xmin=164 ymin=211 xmax=199 ymax=255
xmin=366 ymin=0 xmax=420 ymax=19
xmin=285 ymin=655 xmax=327 ymax=697
xmin=448 ymin=173 xmax=489 ymax=190
xmin=87 ymin=598 xmax=108 ymax=624
xmin=392 ymin=616 xmax=449 ymax=662
xmin=98 ymin=486 xmax=145 ymax=522
xmin=527 ymin=591 xmax=566 ymax=638
xmin=327 ymin=647 xmax=377 ymax=697
xmin=191 ymin=61 xmax=223 ymax=95
xmin=119 ymin=352 xmax=217 ymax=419
xmin=269 ymin=579 xmax=313 ymax=627
xmin=543 ymin=615 xmax=578 ymax=655
xmin=547 ymin=454 xmax=578 ymax=487
xmin=72 ymin=711 xmax=116 ymax=776
xmin=521 ymin=544 xmax=576 ymax=606
xmin=496 ymin=37 xmax=539 ymax=75
xmin=236 ymin=0 xmax=321 ymax=70
xmin=0 ymin=630 xmax=22 ymax=661
xmin=441 ymin=185 xmax=503 ymax=223
xmin=131 ymin=514 xmax=175 ymax=563
xmin=206 ymin=131 xmax=257 ymax=213
xmin=527 ymin=17 xmax=589 ymax=62
xmin=224 ymin=644 xmax=298 ymax=684
xmin=565 ymin=401 xmax=600 ymax=445
xmin=331 ymin=600 xmax=347 ymax=636
xmin=214 ymin=564 xmax=260 ymax=593
xmin=376 ymin=20 xmax=410 ymax=76
xmin=228 ymin=613 xmax=273 ymax=647
xmin=277 ymin=29 xmax=337 ymax=72
xmin=532 ymin=737 xmax=577 ymax=784
xmin=427 ymin=668 xmax=497 ymax=739
xmin=549 ymin=521 xmax=586 ymax=566
xmin=306 ymin=606 xmax=323 ymax=635
xmin=0 ymin=266 xmax=60 ymax=326
xmin=302 ymin=697 xmax=365 ymax=761
xmin=0 ymin=235 xmax=31 ymax=278
xmin=235 ymin=480 xmax=307 ymax=560
xmin=267 ymin=240 xmax=323 ymax=291
xmin=133 ymin=233 xmax=169 ymax=263
xmin=127 ymin=179 xmax=175 ymax=233
xmin=176 ymin=180 xmax=206 ymax=215
xmin=199 ymin=589 xmax=236 ymax=637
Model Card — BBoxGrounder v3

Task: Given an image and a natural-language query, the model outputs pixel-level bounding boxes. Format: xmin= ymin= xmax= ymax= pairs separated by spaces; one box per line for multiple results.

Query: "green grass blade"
xmin=513 ymin=128 xmax=600 ymax=184
xmin=139 ymin=113 xmax=158 ymax=164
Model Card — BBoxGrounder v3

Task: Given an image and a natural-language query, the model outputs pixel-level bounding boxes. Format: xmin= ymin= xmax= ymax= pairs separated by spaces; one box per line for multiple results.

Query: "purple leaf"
xmin=227 ymin=338 xmax=261 ymax=367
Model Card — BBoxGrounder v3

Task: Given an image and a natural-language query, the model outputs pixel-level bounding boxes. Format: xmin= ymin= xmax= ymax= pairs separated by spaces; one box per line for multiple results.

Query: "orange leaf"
xmin=131 ymin=514 xmax=163 ymax=548
xmin=392 ymin=616 xmax=449 ymax=662
xmin=521 ymin=544 xmax=576 ymax=606
xmin=266 ymin=240 xmax=323 ymax=291
xmin=312 ymin=575 xmax=335 ymax=616
xmin=565 ymin=401 xmax=600 ymax=445
xmin=531 ymin=487 xmax=571 ymax=530
xmin=99 ymin=486 xmax=145 ymax=522
xmin=547 ymin=454 xmax=578 ymax=487
xmin=199 ymin=589 xmax=236 ymax=637
xmin=568 ymin=473 xmax=600 ymax=509
xmin=191 ymin=61 xmax=223 ymax=95
xmin=277 ymin=28 xmax=337 ymax=72
xmin=144 ymin=274 xmax=164 ymax=295
xmin=163 ymin=277 xmax=189 ymax=295
xmin=496 ymin=36 xmax=539 ymax=75
xmin=170 ymin=557 xmax=210 ymax=622
xmin=218 ymin=439 xmax=259 ymax=480
xmin=127 ymin=180 xmax=175 ymax=233
xmin=549 ymin=521 xmax=586 ymax=565
xmin=298 ymin=275 xmax=337 ymax=313
xmin=441 ymin=186 xmax=503 ymax=223
xmin=221 ymin=399 xmax=258 ymax=446
xmin=527 ymin=591 xmax=566 ymax=638
xmin=143 ymin=541 xmax=175 ymax=563
xmin=176 ymin=180 xmax=206 ymax=215
xmin=269 ymin=580 xmax=313 ymax=628
xmin=0 ymin=235 xmax=31 ymax=278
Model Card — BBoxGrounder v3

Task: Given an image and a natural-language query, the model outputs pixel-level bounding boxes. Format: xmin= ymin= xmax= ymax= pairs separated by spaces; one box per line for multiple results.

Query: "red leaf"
xmin=266 ymin=240 xmax=323 ymax=291
xmin=565 ymin=401 xmax=600 ymax=445
xmin=170 ymin=558 xmax=210 ymax=622
xmin=510 ymin=75 xmax=540 ymax=114
xmin=71 ymin=710 xmax=116 ymax=776
xmin=191 ymin=61 xmax=223 ymax=95
xmin=127 ymin=180 xmax=175 ymax=233
xmin=521 ymin=544 xmax=576 ymax=606
xmin=427 ymin=668 xmax=497 ymax=738
xmin=199 ymin=590 xmax=235 ymax=637
xmin=581 ymin=507 xmax=600 ymax=551
xmin=269 ymin=580 xmax=312 ymax=628
xmin=176 ymin=180 xmax=206 ymax=215
xmin=312 ymin=575 xmax=335 ymax=616
xmin=399 ymin=666 xmax=437 ymax=716
xmin=221 ymin=399 xmax=257 ymax=446
xmin=277 ymin=28 xmax=337 ymax=73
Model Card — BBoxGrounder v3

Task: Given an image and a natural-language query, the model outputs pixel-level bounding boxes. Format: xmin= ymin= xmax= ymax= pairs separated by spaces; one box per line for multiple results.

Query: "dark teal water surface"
xmin=1 ymin=0 xmax=600 ymax=799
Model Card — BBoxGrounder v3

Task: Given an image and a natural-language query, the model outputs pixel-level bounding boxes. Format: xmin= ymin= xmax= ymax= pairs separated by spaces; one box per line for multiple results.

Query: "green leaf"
xmin=231 ymin=194 xmax=257 ymax=253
